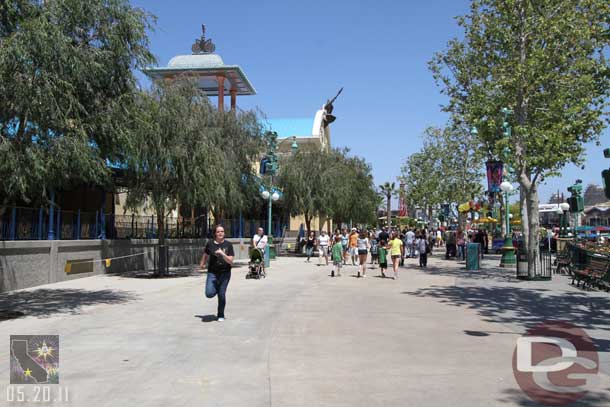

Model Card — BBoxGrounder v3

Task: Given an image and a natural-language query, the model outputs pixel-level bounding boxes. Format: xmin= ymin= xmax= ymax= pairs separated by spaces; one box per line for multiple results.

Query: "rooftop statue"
xmin=323 ymin=87 xmax=343 ymax=127
xmin=191 ymin=24 xmax=216 ymax=54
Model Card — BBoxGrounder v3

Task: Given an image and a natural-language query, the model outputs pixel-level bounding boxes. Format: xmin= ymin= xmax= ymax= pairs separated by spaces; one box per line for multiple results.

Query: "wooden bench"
xmin=571 ymin=255 xmax=610 ymax=290
xmin=598 ymin=270 xmax=610 ymax=292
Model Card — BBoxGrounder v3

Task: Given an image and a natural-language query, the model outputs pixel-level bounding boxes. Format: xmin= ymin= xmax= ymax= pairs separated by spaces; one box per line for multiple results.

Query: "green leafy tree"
xmin=400 ymin=140 xmax=444 ymax=223
xmin=121 ymin=81 xmax=224 ymax=275
xmin=400 ymin=126 xmax=484 ymax=228
xmin=209 ymin=109 xmax=265 ymax=223
xmin=331 ymin=152 xmax=379 ymax=227
xmin=278 ymin=148 xmax=378 ymax=233
xmin=278 ymin=148 xmax=333 ymax=233
xmin=0 ymin=0 xmax=155 ymax=212
xmin=429 ymin=0 xmax=609 ymax=275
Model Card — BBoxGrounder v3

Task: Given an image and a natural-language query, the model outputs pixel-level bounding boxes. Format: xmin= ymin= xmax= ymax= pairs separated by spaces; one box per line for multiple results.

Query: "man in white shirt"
xmin=317 ymin=230 xmax=330 ymax=266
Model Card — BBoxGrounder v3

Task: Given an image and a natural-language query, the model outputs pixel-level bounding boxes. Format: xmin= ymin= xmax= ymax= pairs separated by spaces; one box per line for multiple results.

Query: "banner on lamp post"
xmin=486 ymin=160 xmax=504 ymax=193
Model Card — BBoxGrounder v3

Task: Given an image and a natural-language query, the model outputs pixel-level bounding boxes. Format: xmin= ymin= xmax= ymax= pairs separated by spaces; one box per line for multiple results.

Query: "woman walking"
xmin=356 ymin=230 xmax=370 ymax=278
xmin=348 ymin=228 xmax=358 ymax=265
xmin=305 ymin=231 xmax=316 ymax=263
xmin=456 ymin=229 xmax=466 ymax=261
xmin=388 ymin=231 xmax=403 ymax=280
xmin=200 ymin=225 xmax=235 ymax=322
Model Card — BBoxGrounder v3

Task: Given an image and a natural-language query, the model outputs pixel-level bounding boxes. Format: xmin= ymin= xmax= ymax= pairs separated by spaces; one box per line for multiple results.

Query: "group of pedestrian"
xmin=304 ymin=226 xmax=438 ymax=279
xmin=448 ymin=228 xmax=489 ymax=260
xmin=198 ymin=224 xmax=442 ymax=323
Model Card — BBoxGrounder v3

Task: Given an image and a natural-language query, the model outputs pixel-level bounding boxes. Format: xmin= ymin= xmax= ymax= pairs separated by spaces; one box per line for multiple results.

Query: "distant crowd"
xmin=301 ymin=226 xmax=444 ymax=279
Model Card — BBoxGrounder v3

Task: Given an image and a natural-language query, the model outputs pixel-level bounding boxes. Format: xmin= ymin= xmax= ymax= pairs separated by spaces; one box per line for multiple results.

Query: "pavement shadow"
xmin=403 ymin=284 xmax=610 ymax=352
xmin=497 ymin=387 xmax=610 ymax=406
xmin=414 ymin=259 xmax=521 ymax=283
xmin=106 ymin=265 xmax=202 ymax=279
xmin=194 ymin=314 xmax=218 ymax=323
xmin=106 ymin=263 xmax=248 ymax=279
xmin=0 ymin=288 xmax=138 ymax=320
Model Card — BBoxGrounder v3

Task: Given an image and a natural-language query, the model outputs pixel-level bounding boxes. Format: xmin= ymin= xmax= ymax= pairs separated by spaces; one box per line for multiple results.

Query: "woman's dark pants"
xmin=205 ymin=270 xmax=231 ymax=318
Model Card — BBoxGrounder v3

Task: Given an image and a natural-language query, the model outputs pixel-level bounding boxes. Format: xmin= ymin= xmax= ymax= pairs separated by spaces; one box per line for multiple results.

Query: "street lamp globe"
xmin=500 ymin=181 xmax=513 ymax=193
xmin=261 ymin=190 xmax=270 ymax=200
xmin=560 ymin=202 xmax=570 ymax=212
xmin=271 ymin=192 xmax=280 ymax=201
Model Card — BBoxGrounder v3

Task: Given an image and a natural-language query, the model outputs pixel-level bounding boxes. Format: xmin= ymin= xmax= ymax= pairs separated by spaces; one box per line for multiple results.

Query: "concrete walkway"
xmin=1 ymin=252 xmax=609 ymax=407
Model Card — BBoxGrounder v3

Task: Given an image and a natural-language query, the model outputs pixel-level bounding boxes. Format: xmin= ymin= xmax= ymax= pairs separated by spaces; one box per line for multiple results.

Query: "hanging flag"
xmin=399 ymin=183 xmax=407 ymax=217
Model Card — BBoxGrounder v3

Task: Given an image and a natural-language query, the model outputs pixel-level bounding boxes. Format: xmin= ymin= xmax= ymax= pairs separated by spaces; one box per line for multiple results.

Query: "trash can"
xmin=268 ymin=236 xmax=276 ymax=260
xmin=466 ymin=243 xmax=480 ymax=270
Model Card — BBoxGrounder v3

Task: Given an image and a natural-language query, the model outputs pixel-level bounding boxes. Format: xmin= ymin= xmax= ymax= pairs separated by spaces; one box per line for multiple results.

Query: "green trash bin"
xmin=466 ymin=243 xmax=480 ymax=270
xmin=268 ymin=236 xmax=276 ymax=260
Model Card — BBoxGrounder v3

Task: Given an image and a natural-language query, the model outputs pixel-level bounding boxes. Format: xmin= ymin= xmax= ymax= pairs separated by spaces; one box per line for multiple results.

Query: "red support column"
xmin=230 ymin=89 xmax=237 ymax=111
xmin=217 ymin=76 xmax=225 ymax=112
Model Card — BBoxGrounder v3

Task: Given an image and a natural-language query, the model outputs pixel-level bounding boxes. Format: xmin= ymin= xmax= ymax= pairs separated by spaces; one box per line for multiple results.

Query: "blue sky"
xmin=132 ymin=0 xmax=609 ymax=202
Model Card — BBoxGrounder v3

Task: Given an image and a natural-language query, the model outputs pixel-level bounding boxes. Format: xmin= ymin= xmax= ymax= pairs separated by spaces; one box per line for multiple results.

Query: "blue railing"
xmin=0 ymin=207 xmax=289 ymax=241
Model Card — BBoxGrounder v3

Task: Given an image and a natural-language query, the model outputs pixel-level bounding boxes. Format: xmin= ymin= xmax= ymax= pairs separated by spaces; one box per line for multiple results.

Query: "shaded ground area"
xmin=406 ymin=254 xmax=610 ymax=374
xmin=0 ymin=288 xmax=138 ymax=319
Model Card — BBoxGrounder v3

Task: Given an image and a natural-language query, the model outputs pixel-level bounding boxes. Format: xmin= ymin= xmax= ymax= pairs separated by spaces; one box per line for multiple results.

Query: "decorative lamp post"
xmin=260 ymin=131 xmax=297 ymax=268
xmin=567 ymin=179 xmax=584 ymax=241
xmin=559 ymin=202 xmax=570 ymax=238
xmin=260 ymin=187 xmax=280 ymax=267
xmin=499 ymin=181 xmax=516 ymax=266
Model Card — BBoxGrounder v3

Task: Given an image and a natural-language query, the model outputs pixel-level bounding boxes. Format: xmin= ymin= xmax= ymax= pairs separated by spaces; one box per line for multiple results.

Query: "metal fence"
xmin=0 ymin=207 xmax=104 ymax=240
xmin=516 ymin=244 xmax=552 ymax=281
xmin=1 ymin=206 xmax=289 ymax=241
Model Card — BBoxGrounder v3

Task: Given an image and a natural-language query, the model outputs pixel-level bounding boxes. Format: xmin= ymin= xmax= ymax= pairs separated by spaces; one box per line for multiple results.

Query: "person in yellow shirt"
xmin=348 ymin=228 xmax=359 ymax=265
xmin=387 ymin=231 xmax=404 ymax=280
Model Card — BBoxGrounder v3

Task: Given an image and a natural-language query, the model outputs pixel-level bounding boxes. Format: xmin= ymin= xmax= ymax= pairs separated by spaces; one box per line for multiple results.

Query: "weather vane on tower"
xmin=191 ymin=24 xmax=216 ymax=54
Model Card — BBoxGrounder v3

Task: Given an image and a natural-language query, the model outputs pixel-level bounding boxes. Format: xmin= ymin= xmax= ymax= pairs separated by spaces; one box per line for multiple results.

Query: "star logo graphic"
xmin=24 ymin=368 xmax=32 ymax=377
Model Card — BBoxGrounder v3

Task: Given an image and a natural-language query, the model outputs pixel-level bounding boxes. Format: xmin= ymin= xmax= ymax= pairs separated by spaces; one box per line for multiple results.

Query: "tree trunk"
xmin=520 ymin=186 xmax=529 ymax=249
xmin=212 ymin=207 xmax=224 ymax=225
xmin=386 ymin=195 xmax=391 ymax=227
xmin=0 ymin=195 xmax=9 ymax=218
xmin=519 ymin=171 xmax=540 ymax=278
xmin=305 ymin=211 xmax=312 ymax=235
xmin=156 ymin=206 xmax=167 ymax=277
xmin=525 ymin=187 xmax=541 ymax=277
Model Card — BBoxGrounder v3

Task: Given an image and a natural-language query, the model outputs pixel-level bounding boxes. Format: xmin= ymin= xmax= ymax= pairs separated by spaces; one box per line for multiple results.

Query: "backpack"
xmin=425 ymin=240 xmax=431 ymax=254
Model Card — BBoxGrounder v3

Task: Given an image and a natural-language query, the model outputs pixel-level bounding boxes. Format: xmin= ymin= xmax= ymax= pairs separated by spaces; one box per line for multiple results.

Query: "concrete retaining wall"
xmin=0 ymin=238 xmax=251 ymax=293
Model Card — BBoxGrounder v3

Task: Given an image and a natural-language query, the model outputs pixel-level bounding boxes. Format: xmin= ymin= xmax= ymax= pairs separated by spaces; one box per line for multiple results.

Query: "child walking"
xmin=331 ymin=235 xmax=343 ymax=277
xmin=416 ymin=233 xmax=429 ymax=268
xmin=370 ymin=237 xmax=379 ymax=266
xmin=378 ymin=241 xmax=388 ymax=278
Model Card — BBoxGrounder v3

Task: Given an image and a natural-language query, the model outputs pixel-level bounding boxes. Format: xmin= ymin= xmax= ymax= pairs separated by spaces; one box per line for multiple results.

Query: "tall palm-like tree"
xmin=379 ymin=182 xmax=396 ymax=227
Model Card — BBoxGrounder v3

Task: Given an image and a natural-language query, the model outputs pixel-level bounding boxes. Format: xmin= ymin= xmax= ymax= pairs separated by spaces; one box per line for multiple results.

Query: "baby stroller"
xmin=246 ymin=248 xmax=266 ymax=279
